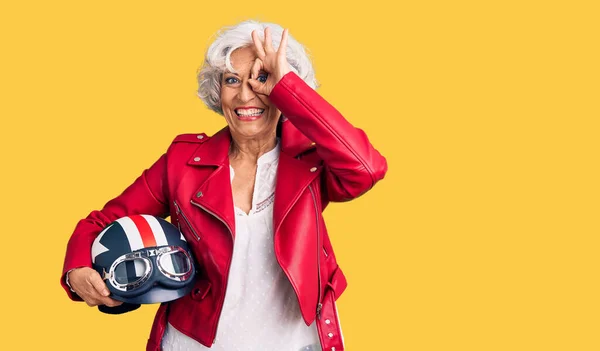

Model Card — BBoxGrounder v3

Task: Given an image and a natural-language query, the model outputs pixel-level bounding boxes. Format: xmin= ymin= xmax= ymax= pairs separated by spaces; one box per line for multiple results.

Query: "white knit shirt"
xmin=162 ymin=140 xmax=321 ymax=351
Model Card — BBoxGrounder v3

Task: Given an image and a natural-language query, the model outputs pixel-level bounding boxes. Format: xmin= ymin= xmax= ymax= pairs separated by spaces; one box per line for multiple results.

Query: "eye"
xmin=257 ymin=74 xmax=268 ymax=83
xmin=224 ymin=77 xmax=239 ymax=84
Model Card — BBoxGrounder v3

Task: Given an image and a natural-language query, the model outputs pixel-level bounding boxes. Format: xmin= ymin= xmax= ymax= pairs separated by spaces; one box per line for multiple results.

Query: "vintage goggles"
xmin=102 ymin=245 xmax=195 ymax=303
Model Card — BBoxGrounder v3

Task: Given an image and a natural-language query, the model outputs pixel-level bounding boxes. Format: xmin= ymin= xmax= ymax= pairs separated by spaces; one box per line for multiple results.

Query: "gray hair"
xmin=197 ymin=20 xmax=318 ymax=115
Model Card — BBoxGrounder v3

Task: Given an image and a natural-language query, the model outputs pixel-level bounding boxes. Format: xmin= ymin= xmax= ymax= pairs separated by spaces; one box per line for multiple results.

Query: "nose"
xmin=237 ymin=79 xmax=256 ymax=103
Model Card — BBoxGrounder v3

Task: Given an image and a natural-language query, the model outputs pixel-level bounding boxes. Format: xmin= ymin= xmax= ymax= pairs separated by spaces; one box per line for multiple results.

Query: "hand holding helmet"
xmin=67 ymin=267 xmax=123 ymax=308
xmin=68 ymin=214 xmax=197 ymax=313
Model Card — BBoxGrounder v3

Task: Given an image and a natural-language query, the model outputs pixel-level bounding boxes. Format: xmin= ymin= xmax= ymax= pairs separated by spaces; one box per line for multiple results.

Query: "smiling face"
xmin=220 ymin=46 xmax=281 ymax=141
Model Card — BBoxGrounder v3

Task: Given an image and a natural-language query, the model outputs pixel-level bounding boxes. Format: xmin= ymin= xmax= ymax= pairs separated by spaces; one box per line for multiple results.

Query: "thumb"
xmin=89 ymin=270 xmax=110 ymax=297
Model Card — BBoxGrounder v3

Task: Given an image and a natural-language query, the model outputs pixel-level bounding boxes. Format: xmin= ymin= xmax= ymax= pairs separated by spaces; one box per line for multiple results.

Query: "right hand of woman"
xmin=68 ymin=267 xmax=123 ymax=307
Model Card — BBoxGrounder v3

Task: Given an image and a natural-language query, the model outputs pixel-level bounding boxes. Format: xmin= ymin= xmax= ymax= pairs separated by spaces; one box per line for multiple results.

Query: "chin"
xmin=235 ymin=124 xmax=270 ymax=138
xmin=228 ymin=115 xmax=279 ymax=137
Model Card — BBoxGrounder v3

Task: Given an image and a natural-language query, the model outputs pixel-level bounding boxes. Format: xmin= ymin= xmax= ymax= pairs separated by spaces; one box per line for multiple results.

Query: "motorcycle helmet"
xmin=91 ymin=214 xmax=196 ymax=304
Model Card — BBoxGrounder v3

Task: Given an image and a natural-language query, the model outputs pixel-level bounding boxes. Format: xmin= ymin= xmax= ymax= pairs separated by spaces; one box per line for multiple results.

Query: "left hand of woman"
xmin=248 ymin=27 xmax=291 ymax=96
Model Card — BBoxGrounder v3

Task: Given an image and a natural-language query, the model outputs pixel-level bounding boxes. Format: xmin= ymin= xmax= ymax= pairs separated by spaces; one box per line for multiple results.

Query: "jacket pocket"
xmin=173 ymin=200 xmax=201 ymax=241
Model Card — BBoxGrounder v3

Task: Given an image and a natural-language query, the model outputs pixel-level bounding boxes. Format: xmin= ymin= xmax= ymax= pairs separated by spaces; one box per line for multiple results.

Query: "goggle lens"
xmin=159 ymin=250 xmax=191 ymax=277
xmin=114 ymin=258 xmax=148 ymax=285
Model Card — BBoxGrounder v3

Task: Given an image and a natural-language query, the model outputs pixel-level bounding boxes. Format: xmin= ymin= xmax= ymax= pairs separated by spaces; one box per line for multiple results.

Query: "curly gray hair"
xmin=197 ymin=20 xmax=318 ymax=115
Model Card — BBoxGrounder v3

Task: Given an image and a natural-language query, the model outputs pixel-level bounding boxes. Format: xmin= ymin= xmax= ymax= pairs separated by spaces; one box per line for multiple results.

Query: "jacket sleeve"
xmin=60 ymin=153 xmax=170 ymax=301
xmin=269 ymin=72 xmax=388 ymax=202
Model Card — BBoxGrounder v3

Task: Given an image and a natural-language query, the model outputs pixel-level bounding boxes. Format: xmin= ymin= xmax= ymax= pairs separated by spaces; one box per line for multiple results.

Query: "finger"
xmin=84 ymin=294 xmax=105 ymax=307
xmin=278 ymin=28 xmax=289 ymax=57
xmin=88 ymin=271 xmax=110 ymax=297
xmin=250 ymin=57 xmax=262 ymax=80
xmin=251 ymin=30 xmax=266 ymax=60
xmin=247 ymin=78 xmax=265 ymax=95
xmin=264 ymin=27 xmax=274 ymax=53
xmin=81 ymin=287 xmax=105 ymax=306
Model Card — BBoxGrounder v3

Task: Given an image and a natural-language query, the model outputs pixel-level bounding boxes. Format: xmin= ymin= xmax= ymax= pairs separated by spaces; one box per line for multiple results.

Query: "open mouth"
xmin=234 ymin=107 xmax=265 ymax=121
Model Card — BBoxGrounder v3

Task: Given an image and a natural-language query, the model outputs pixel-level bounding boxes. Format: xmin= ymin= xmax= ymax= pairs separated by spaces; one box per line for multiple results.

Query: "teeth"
xmin=235 ymin=108 xmax=264 ymax=116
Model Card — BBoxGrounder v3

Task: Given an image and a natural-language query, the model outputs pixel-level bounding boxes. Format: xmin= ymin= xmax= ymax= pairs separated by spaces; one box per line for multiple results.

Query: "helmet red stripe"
xmin=129 ymin=214 xmax=157 ymax=247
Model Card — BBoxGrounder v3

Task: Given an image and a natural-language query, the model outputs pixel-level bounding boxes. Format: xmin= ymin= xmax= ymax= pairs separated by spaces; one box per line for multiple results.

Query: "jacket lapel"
xmin=273 ymin=150 xmax=321 ymax=235
xmin=186 ymin=127 xmax=236 ymax=238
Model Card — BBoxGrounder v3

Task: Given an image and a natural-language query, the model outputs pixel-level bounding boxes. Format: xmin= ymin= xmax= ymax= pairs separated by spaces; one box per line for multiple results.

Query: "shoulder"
xmin=165 ymin=133 xmax=211 ymax=160
xmin=171 ymin=133 xmax=210 ymax=144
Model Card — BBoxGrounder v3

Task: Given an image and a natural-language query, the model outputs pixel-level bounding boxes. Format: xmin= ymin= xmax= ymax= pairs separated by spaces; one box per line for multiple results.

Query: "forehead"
xmin=228 ymin=47 xmax=257 ymax=73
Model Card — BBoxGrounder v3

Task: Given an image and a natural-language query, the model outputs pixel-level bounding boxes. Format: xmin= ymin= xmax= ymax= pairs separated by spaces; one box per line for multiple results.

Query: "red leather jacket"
xmin=61 ymin=72 xmax=387 ymax=350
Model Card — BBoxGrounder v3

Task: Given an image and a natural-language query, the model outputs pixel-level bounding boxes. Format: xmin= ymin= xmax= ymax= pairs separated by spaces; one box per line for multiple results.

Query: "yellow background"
xmin=1 ymin=0 xmax=598 ymax=350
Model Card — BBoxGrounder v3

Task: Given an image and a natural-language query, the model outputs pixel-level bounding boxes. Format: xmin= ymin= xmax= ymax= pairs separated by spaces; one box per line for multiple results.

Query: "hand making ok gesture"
xmin=247 ymin=27 xmax=292 ymax=96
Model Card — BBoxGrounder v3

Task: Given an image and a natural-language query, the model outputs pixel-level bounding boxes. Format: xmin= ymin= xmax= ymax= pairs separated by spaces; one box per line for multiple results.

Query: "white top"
xmin=162 ymin=140 xmax=321 ymax=351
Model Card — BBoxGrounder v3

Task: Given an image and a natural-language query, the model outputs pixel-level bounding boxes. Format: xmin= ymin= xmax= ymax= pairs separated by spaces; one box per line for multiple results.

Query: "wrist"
xmin=65 ymin=268 xmax=77 ymax=293
xmin=275 ymin=68 xmax=292 ymax=83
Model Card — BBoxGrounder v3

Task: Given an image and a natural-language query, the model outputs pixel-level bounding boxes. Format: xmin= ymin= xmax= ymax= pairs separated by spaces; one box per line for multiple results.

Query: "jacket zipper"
xmin=190 ymin=199 xmax=234 ymax=345
xmin=173 ymin=200 xmax=201 ymax=241
xmin=308 ymin=184 xmax=323 ymax=319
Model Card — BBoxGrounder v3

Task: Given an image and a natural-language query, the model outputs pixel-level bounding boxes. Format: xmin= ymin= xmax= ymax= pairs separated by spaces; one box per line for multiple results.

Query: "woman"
xmin=61 ymin=20 xmax=387 ymax=351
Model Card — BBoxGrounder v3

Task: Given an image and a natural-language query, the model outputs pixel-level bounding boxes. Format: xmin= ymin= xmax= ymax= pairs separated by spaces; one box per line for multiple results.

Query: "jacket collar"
xmin=187 ymin=127 xmax=231 ymax=167
xmin=188 ymin=118 xmax=314 ymax=166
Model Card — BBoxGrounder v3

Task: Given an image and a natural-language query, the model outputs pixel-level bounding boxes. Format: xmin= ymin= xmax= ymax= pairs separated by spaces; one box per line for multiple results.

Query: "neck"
xmin=229 ymin=133 xmax=277 ymax=163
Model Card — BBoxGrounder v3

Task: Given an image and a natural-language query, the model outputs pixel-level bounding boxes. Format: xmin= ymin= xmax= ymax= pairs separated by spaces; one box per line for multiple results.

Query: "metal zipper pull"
xmin=173 ymin=201 xmax=182 ymax=231
xmin=316 ymin=302 xmax=323 ymax=319
xmin=173 ymin=200 xmax=201 ymax=240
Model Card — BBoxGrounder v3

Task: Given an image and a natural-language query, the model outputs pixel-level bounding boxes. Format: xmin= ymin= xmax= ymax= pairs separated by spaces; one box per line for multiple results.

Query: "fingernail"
xmin=103 ymin=290 xmax=110 ymax=296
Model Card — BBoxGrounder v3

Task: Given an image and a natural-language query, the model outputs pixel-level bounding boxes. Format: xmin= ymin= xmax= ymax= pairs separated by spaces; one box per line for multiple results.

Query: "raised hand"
xmin=247 ymin=27 xmax=292 ymax=96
